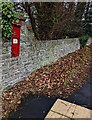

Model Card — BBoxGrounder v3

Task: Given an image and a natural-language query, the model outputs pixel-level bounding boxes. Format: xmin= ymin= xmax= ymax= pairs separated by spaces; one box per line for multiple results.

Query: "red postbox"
xmin=11 ymin=20 xmax=21 ymax=57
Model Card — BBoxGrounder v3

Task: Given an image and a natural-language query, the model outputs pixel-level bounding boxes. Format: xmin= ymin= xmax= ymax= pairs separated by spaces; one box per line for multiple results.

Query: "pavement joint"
xmin=50 ymin=109 xmax=71 ymax=119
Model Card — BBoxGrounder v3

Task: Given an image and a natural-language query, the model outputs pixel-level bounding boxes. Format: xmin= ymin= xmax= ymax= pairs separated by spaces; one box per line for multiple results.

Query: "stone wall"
xmin=86 ymin=37 xmax=92 ymax=45
xmin=0 ymin=41 xmax=2 ymax=95
xmin=1 ymin=22 xmax=80 ymax=90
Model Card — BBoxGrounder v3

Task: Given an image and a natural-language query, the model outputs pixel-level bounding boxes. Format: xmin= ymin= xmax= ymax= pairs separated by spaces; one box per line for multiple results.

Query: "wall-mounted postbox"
xmin=11 ymin=20 xmax=21 ymax=58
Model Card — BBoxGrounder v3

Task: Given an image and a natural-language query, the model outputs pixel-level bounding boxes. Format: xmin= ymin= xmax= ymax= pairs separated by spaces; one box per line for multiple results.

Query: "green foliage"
xmin=0 ymin=2 xmax=23 ymax=41
xmin=86 ymin=24 xmax=92 ymax=37
xmin=79 ymin=34 xmax=89 ymax=48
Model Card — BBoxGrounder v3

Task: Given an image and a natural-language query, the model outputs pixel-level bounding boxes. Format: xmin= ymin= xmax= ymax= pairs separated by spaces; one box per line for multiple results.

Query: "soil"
xmin=2 ymin=43 xmax=92 ymax=118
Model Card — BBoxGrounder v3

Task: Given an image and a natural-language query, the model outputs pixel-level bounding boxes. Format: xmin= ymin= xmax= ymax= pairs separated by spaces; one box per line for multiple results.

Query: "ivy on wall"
xmin=0 ymin=2 xmax=24 ymax=41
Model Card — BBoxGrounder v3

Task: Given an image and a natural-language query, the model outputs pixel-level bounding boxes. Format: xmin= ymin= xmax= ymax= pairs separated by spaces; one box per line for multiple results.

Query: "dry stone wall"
xmin=1 ymin=22 xmax=80 ymax=90
xmin=0 ymin=41 xmax=2 ymax=95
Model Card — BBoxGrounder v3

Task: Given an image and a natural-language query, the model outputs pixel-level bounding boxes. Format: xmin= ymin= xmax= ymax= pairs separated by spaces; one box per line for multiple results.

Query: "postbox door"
xmin=12 ymin=38 xmax=20 ymax=57
xmin=11 ymin=22 xmax=21 ymax=57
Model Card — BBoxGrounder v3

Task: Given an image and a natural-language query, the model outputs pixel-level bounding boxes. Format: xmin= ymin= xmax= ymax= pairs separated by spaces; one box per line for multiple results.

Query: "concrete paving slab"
xmin=45 ymin=99 xmax=91 ymax=119
xmin=72 ymin=105 xmax=91 ymax=118
xmin=66 ymin=103 xmax=77 ymax=118
xmin=51 ymin=99 xmax=72 ymax=116
xmin=45 ymin=111 xmax=62 ymax=118
xmin=45 ymin=110 xmax=70 ymax=119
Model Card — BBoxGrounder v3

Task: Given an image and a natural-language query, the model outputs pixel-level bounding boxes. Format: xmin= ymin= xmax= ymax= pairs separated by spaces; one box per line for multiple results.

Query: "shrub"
xmin=79 ymin=34 xmax=89 ymax=48
xmin=86 ymin=24 xmax=92 ymax=37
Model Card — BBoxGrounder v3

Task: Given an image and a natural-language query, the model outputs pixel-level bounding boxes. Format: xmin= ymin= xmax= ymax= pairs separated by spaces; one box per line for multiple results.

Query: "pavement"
xmin=9 ymin=95 xmax=57 ymax=119
xmin=8 ymin=78 xmax=92 ymax=119
xmin=45 ymin=99 xmax=92 ymax=119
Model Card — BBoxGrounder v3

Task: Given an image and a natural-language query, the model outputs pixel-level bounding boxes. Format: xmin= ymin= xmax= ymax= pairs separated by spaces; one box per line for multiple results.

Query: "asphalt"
xmin=9 ymin=94 xmax=57 ymax=119
xmin=64 ymin=79 xmax=92 ymax=110
xmin=64 ymin=70 xmax=92 ymax=110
